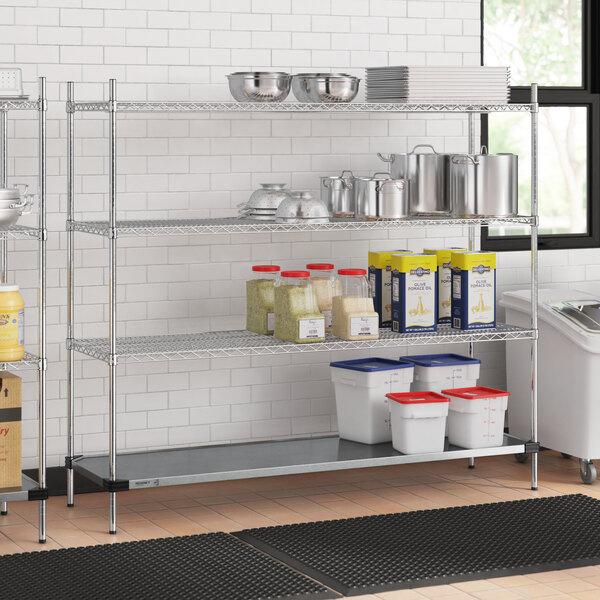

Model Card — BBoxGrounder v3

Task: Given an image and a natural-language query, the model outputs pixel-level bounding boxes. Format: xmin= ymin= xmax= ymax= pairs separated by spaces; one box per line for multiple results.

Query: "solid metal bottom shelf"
xmin=72 ymin=435 xmax=526 ymax=490
xmin=0 ymin=474 xmax=42 ymax=502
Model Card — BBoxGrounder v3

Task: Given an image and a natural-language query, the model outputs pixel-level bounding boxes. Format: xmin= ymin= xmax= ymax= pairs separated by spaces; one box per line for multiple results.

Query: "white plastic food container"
xmin=502 ymin=289 xmax=600 ymax=477
xmin=401 ymin=353 xmax=481 ymax=435
xmin=330 ymin=358 xmax=414 ymax=444
xmin=386 ymin=391 xmax=450 ymax=454
xmin=443 ymin=386 xmax=509 ymax=449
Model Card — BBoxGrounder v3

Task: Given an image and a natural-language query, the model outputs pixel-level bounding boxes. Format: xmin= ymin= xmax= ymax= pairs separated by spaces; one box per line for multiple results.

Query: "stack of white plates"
xmin=366 ymin=66 xmax=510 ymax=103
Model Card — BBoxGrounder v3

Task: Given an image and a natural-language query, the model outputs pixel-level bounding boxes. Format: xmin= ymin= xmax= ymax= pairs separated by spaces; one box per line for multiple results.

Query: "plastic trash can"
xmin=502 ymin=288 xmax=600 ymax=483
xmin=330 ymin=358 xmax=414 ymax=444
xmin=443 ymin=386 xmax=509 ymax=449
xmin=386 ymin=391 xmax=450 ymax=454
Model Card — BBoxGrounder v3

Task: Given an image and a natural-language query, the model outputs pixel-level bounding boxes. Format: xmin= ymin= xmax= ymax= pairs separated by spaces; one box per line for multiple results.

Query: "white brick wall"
xmin=2 ymin=0 xmax=564 ymax=470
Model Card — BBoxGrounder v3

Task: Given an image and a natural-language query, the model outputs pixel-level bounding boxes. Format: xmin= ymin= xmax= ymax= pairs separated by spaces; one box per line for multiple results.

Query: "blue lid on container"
xmin=400 ymin=353 xmax=481 ymax=367
xmin=330 ymin=358 xmax=413 ymax=372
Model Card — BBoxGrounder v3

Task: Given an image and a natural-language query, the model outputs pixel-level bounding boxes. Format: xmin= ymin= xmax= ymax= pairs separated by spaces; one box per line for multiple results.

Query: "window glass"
xmin=487 ymin=106 xmax=587 ymax=236
xmin=484 ymin=0 xmax=583 ymax=87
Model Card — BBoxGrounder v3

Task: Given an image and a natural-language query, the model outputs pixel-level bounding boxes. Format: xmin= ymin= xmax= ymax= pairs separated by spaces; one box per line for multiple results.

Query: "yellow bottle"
xmin=0 ymin=285 xmax=24 ymax=361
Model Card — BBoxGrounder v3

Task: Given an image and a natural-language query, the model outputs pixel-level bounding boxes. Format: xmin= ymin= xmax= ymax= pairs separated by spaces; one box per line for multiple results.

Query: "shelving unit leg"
xmin=1 ymin=502 xmax=7 ymax=515
xmin=66 ymin=82 xmax=75 ymax=508
xmin=108 ymin=79 xmax=118 ymax=534
xmin=530 ymin=84 xmax=539 ymax=491
xmin=0 ymin=111 xmax=6 ymax=511
xmin=38 ymin=76 xmax=47 ymax=542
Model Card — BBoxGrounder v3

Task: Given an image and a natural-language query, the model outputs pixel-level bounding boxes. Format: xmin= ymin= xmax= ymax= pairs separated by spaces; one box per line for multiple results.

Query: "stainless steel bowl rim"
xmin=228 ymin=72 xmax=291 ymax=78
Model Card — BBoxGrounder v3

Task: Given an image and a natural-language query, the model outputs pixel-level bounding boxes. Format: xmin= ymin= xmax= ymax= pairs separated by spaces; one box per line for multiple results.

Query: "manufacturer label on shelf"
xmin=299 ymin=318 xmax=325 ymax=340
xmin=350 ymin=316 xmax=379 ymax=337
xmin=267 ymin=312 xmax=275 ymax=332
xmin=322 ymin=310 xmax=332 ymax=329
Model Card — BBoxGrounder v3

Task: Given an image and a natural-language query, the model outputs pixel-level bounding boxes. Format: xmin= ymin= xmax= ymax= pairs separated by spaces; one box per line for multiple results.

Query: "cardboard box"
xmin=451 ymin=252 xmax=497 ymax=330
xmin=391 ymin=254 xmax=437 ymax=333
xmin=424 ymin=248 xmax=467 ymax=324
xmin=0 ymin=372 xmax=21 ymax=488
xmin=368 ymin=249 xmax=412 ymax=328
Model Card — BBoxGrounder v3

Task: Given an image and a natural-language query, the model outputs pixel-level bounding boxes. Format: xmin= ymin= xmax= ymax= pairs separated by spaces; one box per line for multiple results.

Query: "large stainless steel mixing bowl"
xmin=227 ymin=72 xmax=291 ymax=102
xmin=291 ymin=74 xmax=360 ymax=103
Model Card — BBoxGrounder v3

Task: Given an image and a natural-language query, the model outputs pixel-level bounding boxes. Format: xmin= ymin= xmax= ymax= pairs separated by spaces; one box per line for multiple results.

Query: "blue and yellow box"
xmin=368 ymin=250 xmax=411 ymax=327
xmin=391 ymin=253 xmax=437 ymax=333
xmin=451 ymin=251 xmax=496 ymax=330
xmin=424 ymin=248 xmax=467 ymax=324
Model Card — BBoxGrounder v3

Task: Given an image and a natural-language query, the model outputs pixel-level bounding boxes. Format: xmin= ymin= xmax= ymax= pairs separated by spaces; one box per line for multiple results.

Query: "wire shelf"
xmin=70 ymin=216 xmax=534 ymax=237
xmin=0 ymin=225 xmax=41 ymax=239
xmin=68 ymin=101 xmax=535 ymax=114
xmin=0 ymin=353 xmax=41 ymax=371
xmin=0 ymin=99 xmax=40 ymax=111
xmin=69 ymin=325 xmax=535 ymax=363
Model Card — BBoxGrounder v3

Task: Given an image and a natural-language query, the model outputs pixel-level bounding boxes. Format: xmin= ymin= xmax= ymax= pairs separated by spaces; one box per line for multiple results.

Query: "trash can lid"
xmin=400 ymin=353 xmax=481 ymax=367
xmin=330 ymin=358 xmax=413 ymax=372
xmin=441 ymin=386 xmax=509 ymax=399
xmin=386 ymin=391 xmax=450 ymax=404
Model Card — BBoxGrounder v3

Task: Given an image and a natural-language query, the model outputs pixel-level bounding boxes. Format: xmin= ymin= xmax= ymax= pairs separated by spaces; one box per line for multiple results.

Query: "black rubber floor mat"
xmin=0 ymin=532 xmax=338 ymax=600
xmin=236 ymin=494 xmax=600 ymax=596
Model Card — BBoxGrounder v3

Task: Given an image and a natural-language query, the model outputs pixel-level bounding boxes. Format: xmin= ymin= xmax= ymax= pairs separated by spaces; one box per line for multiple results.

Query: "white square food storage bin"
xmin=386 ymin=391 xmax=450 ymax=454
xmin=330 ymin=358 xmax=414 ymax=444
xmin=401 ymin=353 xmax=481 ymax=435
xmin=443 ymin=386 xmax=509 ymax=449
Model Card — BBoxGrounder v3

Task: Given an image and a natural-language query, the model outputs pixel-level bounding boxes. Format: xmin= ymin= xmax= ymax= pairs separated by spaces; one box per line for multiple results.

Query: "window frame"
xmin=480 ymin=0 xmax=600 ymax=252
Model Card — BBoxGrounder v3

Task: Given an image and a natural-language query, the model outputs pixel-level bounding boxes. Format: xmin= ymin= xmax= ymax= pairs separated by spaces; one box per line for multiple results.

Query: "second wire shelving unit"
xmin=0 ymin=77 xmax=48 ymax=543
xmin=66 ymin=80 xmax=540 ymax=534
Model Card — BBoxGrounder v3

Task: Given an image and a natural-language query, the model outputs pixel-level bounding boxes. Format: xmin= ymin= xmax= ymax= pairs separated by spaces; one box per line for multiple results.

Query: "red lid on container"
xmin=441 ymin=386 xmax=510 ymax=400
xmin=338 ymin=268 xmax=367 ymax=276
xmin=252 ymin=265 xmax=281 ymax=272
xmin=307 ymin=263 xmax=335 ymax=270
xmin=386 ymin=391 xmax=450 ymax=405
xmin=281 ymin=270 xmax=310 ymax=278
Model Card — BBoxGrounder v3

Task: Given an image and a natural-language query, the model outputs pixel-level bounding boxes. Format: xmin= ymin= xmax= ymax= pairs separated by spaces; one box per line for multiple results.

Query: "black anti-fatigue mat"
xmin=236 ymin=494 xmax=600 ymax=596
xmin=0 ymin=532 xmax=338 ymax=600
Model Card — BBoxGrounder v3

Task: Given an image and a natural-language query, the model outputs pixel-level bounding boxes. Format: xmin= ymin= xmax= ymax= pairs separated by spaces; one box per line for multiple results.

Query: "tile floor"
xmin=2 ymin=450 xmax=600 ymax=599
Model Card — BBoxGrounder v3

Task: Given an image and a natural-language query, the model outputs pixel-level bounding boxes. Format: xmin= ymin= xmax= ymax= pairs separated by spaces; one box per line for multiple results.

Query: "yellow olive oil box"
xmin=368 ymin=250 xmax=412 ymax=328
xmin=0 ymin=373 xmax=21 ymax=488
xmin=391 ymin=253 xmax=437 ymax=333
xmin=451 ymin=251 xmax=496 ymax=330
xmin=424 ymin=248 xmax=467 ymax=324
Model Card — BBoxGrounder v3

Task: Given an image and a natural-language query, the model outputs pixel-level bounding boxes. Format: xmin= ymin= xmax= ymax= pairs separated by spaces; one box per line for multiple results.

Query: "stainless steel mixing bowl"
xmin=227 ymin=72 xmax=291 ymax=103
xmin=291 ymin=73 xmax=360 ymax=103
xmin=275 ymin=191 xmax=330 ymax=223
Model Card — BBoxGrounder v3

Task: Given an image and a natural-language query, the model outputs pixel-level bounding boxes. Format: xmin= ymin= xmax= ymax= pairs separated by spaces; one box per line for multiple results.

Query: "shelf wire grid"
xmin=0 ymin=100 xmax=40 ymax=111
xmin=69 ymin=325 xmax=536 ymax=363
xmin=0 ymin=225 xmax=42 ymax=239
xmin=70 ymin=216 xmax=534 ymax=237
xmin=0 ymin=352 xmax=41 ymax=371
xmin=68 ymin=101 xmax=536 ymax=114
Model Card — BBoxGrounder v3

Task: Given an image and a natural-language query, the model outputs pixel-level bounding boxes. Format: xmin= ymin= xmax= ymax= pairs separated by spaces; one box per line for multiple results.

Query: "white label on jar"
xmin=298 ymin=318 xmax=325 ymax=340
xmin=267 ymin=312 xmax=275 ymax=332
xmin=322 ymin=310 xmax=332 ymax=329
xmin=18 ymin=309 xmax=23 ymax=346
xmin=350 ymin=316 xmax=378 ymax=337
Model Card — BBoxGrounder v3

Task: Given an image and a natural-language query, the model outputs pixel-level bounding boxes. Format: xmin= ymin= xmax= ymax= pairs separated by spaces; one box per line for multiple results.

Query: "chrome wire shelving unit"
xmin=0 ymin=78 xmax=48 ymax=543
xmin=66 ymin=79 xmax=540 ymax=534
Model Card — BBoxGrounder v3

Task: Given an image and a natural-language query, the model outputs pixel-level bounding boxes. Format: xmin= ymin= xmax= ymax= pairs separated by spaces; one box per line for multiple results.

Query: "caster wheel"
xmin=561 ymin=453 xmax=571 ymax=459
xmin=579 ymin=459 xmax=597 ymax=485
xmin=515 ymin=453 xmax=528 ymax=463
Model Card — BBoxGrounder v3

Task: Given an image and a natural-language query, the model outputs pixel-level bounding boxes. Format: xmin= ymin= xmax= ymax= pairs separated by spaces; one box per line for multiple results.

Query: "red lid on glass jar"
xmin=252 ymin=265 xmax=281 ymax=272
xmin=281 ymin=270 xmax=310 ymax=278
xmin=307 ymin=263 xmax=335 ymax=270
xmin=338 ymin=269 xmax=367 ymax=276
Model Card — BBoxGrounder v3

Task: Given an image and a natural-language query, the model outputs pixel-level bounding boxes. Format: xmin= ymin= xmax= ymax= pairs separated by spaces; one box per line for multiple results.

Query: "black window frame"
xmin=481 ymin=0 xmax=600 ymax=252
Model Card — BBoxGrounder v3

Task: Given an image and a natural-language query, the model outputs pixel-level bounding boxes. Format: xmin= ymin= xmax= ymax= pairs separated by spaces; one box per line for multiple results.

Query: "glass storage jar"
xmin=246 ymin=265 xmax=280 ymax=335
xmin=306 ymin=263 xmax=341 ymax=332
xmin=332 ymin=268 xmax=379 ymax=340
xmin=274 ymin=271 xmax=325 ymax=343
